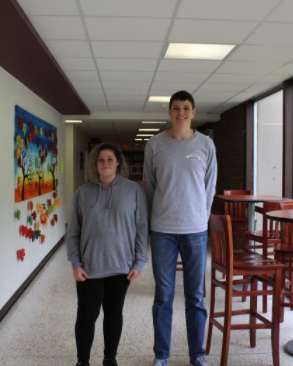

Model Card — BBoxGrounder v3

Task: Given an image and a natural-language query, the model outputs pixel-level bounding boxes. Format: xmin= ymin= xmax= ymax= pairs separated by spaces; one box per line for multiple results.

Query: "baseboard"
xmin=0 ymin=236 xmax=64 ymax=322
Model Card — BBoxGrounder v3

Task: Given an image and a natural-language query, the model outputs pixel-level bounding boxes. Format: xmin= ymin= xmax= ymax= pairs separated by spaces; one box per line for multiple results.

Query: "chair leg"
xmin=242 ymin=276 xmax=249 ymax=302
xmin=271 ymin=268 xmax=281 ymax=366
xmin=290 ymin=264 xmax=293 ymax=311
xmin=220 ymin=277 xmax=232 ymax=366
xmin=262 ymin=281 xmax=268 ymax=313
xmin=206 ymin=269 xmax=215 ymax=354
xmin=250 ymin=277 xmax=257 ymax=347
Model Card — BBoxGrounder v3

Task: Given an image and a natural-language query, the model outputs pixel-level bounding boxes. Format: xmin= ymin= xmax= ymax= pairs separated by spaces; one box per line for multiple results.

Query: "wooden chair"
xmin=244 ymin=201 xmax=284 ymax=312
xmin=274 ymin=202 xmax=293 ymax=322
xmin=224 ymin=190 xmax=252 ymax=250
xmin=206 ymin=214 xmax=283 ymax=366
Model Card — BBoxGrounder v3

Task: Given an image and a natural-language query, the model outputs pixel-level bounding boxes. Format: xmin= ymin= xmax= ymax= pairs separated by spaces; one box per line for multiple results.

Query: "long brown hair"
xmin=88 ymin=142 xmax=129 ymax=180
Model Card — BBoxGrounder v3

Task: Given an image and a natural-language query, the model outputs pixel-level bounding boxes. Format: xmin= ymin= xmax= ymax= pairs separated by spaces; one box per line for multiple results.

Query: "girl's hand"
xmin=127 ymin=269 xmax=140 ymax=281
xmin=73 ymin=267 xmax=90 ymax=281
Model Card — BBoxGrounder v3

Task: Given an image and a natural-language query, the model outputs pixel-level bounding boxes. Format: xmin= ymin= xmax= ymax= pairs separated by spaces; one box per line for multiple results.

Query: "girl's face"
xmin=96 ymin=149 xmax=119 ymax=181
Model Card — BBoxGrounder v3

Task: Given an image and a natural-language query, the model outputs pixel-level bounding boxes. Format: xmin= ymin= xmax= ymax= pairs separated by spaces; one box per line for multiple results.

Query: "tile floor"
xmin=0 ymin=243 xmax=292 ymax=366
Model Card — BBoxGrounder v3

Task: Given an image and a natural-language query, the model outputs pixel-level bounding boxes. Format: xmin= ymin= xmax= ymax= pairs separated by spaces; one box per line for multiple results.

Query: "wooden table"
xmin=215 ymin=195 xmax=291 ymax=232
xmin=265 ymin=209 xmax=293 ymax=356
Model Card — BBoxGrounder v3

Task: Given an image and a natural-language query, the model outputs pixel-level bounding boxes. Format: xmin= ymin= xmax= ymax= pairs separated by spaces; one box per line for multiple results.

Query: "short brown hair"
xmin=88 ymin=142 xmax=129 ymax=180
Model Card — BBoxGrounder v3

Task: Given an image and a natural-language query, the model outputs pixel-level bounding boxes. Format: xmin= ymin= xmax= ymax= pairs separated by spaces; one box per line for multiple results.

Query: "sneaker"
xmin=193 ymin=356 xmax=211 ymax=366
xmin=103 ymin=359 xmax=118 ymax=366
xmin=76 ymin=363 xmax=90 ymax=366
xmin=152 ymin=358 xmax=167 ymax=366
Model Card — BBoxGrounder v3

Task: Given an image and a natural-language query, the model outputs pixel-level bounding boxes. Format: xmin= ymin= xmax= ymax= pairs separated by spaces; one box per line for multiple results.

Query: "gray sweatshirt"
xmin=66 ymin=174 xmax=149 ymax=278
xmin=143 ymin=130 xmax=217 ymax=234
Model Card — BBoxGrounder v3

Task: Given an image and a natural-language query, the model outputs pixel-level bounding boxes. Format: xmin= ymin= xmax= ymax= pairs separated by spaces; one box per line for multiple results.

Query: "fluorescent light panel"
xmin=149 ymin=96 xmax=170 ymax=102
xmin=65 ymin=119 xmax=83 ymax=123
xmin=142 ymin=121 xmax=167 ymax=124
xmin=135 ymin=139 xmax=142 ymax=141
xmin=137 ymin=134 xmax=154 ymax=137
xmin=139 ymin=129 xmax=160 ymax=131
xmin=144 ymin=139 xmax=149 ymax=141
xmin=165 ymin=43 xmax=235 ymax=60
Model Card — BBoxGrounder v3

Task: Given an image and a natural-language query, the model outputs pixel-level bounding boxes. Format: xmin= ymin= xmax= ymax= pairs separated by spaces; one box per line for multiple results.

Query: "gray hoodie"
xmin=66 ymin=174 xmax=149 ymax=278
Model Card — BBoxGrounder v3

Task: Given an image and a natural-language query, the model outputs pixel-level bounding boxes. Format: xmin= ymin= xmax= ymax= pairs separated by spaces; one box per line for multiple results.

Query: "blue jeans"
xmin=151 ymin=230 xmax=208 ymax=364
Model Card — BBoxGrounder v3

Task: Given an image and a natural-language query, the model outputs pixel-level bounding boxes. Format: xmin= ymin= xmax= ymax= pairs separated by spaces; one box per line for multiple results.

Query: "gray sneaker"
xmin=193 ymin=356 xmax=211 ymax=366
xmin=152 ymin=358 xmax=167 ymax=366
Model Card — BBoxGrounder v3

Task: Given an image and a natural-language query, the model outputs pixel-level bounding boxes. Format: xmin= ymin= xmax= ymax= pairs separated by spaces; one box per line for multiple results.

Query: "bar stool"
xmin=206 ymin=214 xmax=283 ymax=366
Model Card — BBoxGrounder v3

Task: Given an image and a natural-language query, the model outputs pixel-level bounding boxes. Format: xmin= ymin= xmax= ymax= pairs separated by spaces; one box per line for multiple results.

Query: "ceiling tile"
xmin=92 ymin=41 xmax=163 ymax=58
xmin=103 ymin=81 xmax=151 ymax=89
xmin=267 ymin=0 xmax=293 ymax=22
xmin=71 ymin=80 xmax=101 ymax=89
xmin=169 ymin=19 xmax=258 ymax=44
xmin=178 ymin=0 xmax=280 ymax=21
xmin=80 ymin=0 xmax=177 ymax=17
xmin=100 ymin=71 xmax=153 ymax=82
xmin=148 ymin=89 xmax=174 ymax=96
xmin=193 ymin=91 xmax=237 ymax=100
xmin=216 ymin=61 xmax=283 ymax=75
xmin=151 ymin=81 xmax=201 ymax=91
xmin=17 ymin=0 xmax=79 ymax=15
xmin=158 ymin=59 xmax=221 ymax=73
xmin=144 ymin=103 xmax=171 ymax=112
xmin=46 ymin=40 xmax=92 ymax=57
xmin=272 ymin=64 xmax=293 ymax=76
xmin=30 ymin=16 xmax=86 ymax=40
xmin=64 ymin=70 xmax=99 ymax=81
xmin=86 ymin=17 xmax=170 ymax=41
xmin=245 ymin=22 xmax=293 ymax=46
xmin=229 ymin=91 xmax=257 ymax=101
xmin=97 ymin=58 xmax=158 ymax=72
xmin=154 ymin=72 xmax=210 ymax=83
xmin=254 ymin=74 xmax=284 ymax=85
xmin=76 ymin=88 xmax=104 ymax=96
xmin=109 ymin=105 xmax=143 ymax=112
xmin=228 ymin=45 xmax=293 ymax=62
xmin=57 ymin=58 xmax=96 ymax=71
xmin=105 ymin=89 xmax=148 ymax=96
xmin=207 ymin=74 xmax=262 ymax=84
xmin=107 ymin=95 xmax=146 ymax=102
xmin=198 ymin=83 xmax=251 ymax=92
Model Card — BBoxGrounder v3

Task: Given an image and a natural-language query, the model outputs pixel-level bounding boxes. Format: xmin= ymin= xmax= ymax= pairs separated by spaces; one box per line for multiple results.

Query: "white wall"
xmin=65 ymin=124 xmax=90 ymax=220
xmin=0 ymin=67 xmax=66 ymax=311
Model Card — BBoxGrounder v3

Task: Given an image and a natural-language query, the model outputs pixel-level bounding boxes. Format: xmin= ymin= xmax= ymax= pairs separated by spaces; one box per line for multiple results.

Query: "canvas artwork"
xmin=15 ymin=106 xmax=58 ymax=202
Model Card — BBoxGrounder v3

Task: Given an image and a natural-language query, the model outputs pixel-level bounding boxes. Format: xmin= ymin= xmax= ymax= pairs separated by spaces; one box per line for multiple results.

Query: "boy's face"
xmin=168 ymin=99 xmax=195 ymax=128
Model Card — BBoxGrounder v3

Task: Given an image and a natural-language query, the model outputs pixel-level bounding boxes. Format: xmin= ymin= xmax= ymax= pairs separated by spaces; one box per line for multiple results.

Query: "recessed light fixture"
xmin=165 ymin=43 xmax=235 ymax=60
xmin=142 ymin=121 xmax=167 ymax=124
xmin=148 ymin=96 xmax=170 ymax=103
xmin=139 ymin=129 xmax=160 ymax=132
xmin=65 ymin=119 xmax=83 ymax=123
xmin=135 ymin=139 xmax=142 ymax=141
xmin=136 ymin=134 xmax=154 ymax=137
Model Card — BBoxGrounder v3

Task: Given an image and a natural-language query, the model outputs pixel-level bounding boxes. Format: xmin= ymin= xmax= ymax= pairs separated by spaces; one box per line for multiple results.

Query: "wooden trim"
xmin=0 ymin=236 xmax=64 ymax=322
xmin=246 ymin=100 xmax=254 ymax=190
xmin=0 ymin=0 xmax=89 ymax=115
xmin=283 ymin=80 xmax=293 ymax=198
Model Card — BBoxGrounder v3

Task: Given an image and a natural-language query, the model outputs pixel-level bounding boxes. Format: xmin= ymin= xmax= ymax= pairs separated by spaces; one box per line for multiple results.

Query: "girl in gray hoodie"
xmin=67 ymin=142 xmax=149 ymax=366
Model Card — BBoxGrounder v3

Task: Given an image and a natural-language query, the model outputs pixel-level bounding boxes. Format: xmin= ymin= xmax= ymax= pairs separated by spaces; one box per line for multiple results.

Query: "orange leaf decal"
xmin=17 ymin=249 xmax=26 ymax=261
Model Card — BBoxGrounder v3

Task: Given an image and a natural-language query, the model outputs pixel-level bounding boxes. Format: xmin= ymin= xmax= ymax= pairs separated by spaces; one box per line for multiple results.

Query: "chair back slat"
xmin=279 ymin=202 xmax=293 ymax=244
xmin=209 ymin=214 xmax=233 ymax=271
xmin=224 ymin=190 xmax=252 ymax=224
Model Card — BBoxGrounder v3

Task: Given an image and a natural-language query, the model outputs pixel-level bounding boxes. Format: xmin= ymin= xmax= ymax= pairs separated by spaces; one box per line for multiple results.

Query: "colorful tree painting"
xmin=15 ymin=106 xmax=58 ymax=202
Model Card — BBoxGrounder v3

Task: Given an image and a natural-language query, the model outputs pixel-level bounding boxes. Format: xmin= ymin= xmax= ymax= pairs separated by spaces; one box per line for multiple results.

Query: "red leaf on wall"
xmin=19 ymin=117 xmax=23 ymax=130
xmin=53 ymin=214 xmax=58 ymax=223
xmin=18 ymin=157 xmax=22 ymax=167
xmin=17 ymin=249 xmax=26 ymax=261
xmin=42 ymin=143 xmax=45 ymax=152
xmin=47 ymin=199 xmax=52 ymax=207
xmin=29 ymin=122 xmax=33 ymax=133
xmin=32 ymin=211 xmax=37 ymax=221
xmin=53 ymin=192 xmax=57 ymax=199
xmin=51 ymin=218 xmax=55 ymax=227
xmin=20 ymin=225 xmax=28 ymax=237
xmin=45 ymin=129 xmax=48 ymax=137
xmin=28 ymin=201 xmax=34 ymax=211
xmin=26 ymin=228 xmax=34 ymax=239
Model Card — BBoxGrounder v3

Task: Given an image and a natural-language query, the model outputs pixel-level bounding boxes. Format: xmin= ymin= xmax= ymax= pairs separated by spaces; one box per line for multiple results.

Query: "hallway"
xmin=0 ymin=243 xmax=292 ymax=366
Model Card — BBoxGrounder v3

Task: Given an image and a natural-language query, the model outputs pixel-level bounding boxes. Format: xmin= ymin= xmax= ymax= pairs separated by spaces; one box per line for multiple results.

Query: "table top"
xmin=266 ymin=209 xmax=293 ymax=222
xmin=215 ymin=194 xmax=291 ymax=203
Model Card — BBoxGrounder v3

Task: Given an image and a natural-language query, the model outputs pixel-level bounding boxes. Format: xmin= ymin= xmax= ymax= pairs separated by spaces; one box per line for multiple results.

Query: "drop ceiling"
xmin=4 ymin=0 xmax=293 ymax=143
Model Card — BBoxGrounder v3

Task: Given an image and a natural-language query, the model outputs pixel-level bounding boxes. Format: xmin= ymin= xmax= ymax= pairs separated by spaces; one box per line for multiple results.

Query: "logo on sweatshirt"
xmin=185 ymin=153 xmax=201 ymax=160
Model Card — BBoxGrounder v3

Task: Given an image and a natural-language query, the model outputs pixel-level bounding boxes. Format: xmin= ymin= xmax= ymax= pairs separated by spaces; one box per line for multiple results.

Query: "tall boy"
xmin=144 ymin=90 xmax=217 ymax=366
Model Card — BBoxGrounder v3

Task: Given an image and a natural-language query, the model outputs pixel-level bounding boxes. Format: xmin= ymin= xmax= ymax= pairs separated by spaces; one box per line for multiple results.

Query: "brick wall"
xmin=212 ymin=102 xmax=247 ymax=214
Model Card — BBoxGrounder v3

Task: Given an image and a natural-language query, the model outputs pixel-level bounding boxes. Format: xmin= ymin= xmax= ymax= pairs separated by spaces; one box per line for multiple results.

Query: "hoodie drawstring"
xmin=92 ymin=182 xmax=113 ymax=208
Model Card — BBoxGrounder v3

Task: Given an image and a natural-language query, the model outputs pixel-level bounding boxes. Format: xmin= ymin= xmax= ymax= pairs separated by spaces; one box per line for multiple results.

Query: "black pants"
xmin=75 ymin=275 xmax=130 ymax=364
